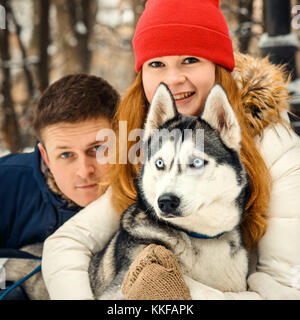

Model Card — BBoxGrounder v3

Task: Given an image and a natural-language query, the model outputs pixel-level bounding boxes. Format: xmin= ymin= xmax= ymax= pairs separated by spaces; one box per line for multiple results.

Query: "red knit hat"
xmin=133 ymin=0 xmax=234 ymax=72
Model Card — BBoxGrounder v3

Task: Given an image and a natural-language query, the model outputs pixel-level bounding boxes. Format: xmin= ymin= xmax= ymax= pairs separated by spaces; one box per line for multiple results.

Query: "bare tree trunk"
xmin=52 ymin=0 xmax=76 ymax=74
xmin=78 ymin=0 xmax=91 ymax=71
xmin=29 ymin=0 xmax=41 ymax=91
xmin=131 ymin=0 xmax=146 ymax=29
xmin=6 ymin=2 xmax=36 ymax=99
xmin=6 ymin=2 xmax=38 ymax=147
xmin=30 ymin=0 xmax=40 ymax=53
xmin=38 ymin=0 xmax=50 ymax=92
xmin=262 ymin=0 xmax=267 ymax=32
xmin=66 ymin=0 xmax=95 ymax=73
xmin=238 ymin=0 xmax=254 ymax=53
xmin=0 ymin=0 xmax=22 ymax=153
xmin=52 ymin=0 xmax=95 ymax=74
xmin=129 ymin=0 xmax=146 ymax=80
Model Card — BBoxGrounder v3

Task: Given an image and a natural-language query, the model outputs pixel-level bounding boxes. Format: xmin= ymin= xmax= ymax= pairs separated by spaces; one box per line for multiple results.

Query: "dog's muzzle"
xmin=157 ymin=193 xmax=181 ymax=217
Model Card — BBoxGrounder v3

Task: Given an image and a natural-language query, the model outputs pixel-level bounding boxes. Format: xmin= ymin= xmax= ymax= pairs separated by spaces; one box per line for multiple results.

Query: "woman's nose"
xmin=163 ymin=68 xmax=186 ymax=86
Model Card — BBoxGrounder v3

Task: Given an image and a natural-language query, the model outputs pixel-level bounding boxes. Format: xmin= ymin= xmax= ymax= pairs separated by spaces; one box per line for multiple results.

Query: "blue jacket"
xmin=0 ymin=145 xmax=82 ymax=249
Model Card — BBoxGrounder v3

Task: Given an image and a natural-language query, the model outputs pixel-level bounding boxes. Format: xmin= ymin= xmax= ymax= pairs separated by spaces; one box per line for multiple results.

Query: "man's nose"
xmin=76 ymin=157 xmax=95 ymax=178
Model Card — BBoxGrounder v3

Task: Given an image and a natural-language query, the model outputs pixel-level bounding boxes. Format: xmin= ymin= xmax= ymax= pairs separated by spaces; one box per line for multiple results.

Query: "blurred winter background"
xmin=0 ymin=0 xmax=300 ymax=156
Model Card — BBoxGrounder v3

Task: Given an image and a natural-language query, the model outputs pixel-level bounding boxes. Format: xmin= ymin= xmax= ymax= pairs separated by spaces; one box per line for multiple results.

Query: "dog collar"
xmin=186 ymin=231 xmax=225 ymax=239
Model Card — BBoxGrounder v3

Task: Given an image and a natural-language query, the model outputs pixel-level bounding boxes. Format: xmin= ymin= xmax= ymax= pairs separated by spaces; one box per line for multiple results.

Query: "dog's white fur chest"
xmin=171 ymin=230 xmax=248 ymax=293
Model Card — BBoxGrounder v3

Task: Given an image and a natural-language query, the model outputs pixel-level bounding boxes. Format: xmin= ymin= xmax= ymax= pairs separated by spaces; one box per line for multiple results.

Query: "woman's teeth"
xmin=173 ymin=92 xmax=194 ymax=101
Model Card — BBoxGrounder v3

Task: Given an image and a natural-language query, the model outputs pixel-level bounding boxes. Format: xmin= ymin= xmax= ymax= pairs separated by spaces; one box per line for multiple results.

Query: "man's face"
xmin=38 ymin=117 xmax=112 ymax=207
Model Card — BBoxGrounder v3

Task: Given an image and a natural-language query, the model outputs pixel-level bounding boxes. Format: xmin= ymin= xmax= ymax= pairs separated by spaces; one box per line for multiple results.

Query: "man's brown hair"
xmin=33 ymin=74 xmax=119 ymax=139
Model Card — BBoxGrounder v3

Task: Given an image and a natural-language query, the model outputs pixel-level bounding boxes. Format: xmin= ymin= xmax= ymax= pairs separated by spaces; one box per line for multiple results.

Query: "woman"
xmin=42 ymin=0 xmax=300 ymax=299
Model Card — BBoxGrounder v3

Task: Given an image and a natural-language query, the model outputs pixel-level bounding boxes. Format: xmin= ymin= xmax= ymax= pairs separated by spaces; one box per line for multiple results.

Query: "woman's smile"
xmin=173 ymin=91 xmax=195 ymax=102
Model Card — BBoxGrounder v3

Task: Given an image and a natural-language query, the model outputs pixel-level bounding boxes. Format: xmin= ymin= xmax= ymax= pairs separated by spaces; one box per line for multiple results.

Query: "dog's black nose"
xmin=158 ymin=193 xmax=180 ymax=214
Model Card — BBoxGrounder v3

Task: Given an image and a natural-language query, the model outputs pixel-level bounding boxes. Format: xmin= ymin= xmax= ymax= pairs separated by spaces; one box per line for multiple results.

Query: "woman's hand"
xmin=122 ymin=244 xmax=191 ymax=300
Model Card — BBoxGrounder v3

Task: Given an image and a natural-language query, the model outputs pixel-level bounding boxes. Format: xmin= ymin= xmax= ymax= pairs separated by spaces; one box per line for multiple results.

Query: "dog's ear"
xmin=201 ymin=84 xmax=241 ymax=151
xmin=144 ymin=83 xmax=178 ymax=141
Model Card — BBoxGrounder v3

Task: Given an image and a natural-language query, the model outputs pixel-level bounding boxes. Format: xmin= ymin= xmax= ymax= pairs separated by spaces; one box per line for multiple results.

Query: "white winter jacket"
xmin=42 ymin=54 xmax=300 ymax=300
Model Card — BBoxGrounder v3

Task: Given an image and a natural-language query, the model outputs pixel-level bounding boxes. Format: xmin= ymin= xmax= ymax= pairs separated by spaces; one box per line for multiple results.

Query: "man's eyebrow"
xmin=54 ymin=145 xmax=70 ymax=150
xmin=87 ymin=140 xmax=106 ymax=147
xmin=54 ymin=141 xmax=104 ymax=151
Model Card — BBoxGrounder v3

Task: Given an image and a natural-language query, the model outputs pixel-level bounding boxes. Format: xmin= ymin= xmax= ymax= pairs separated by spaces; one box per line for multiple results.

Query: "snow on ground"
xmin=0 ymin=147 xmax=34 ymax=157
xmin=0 ymin=149 xmax=10 ymax=157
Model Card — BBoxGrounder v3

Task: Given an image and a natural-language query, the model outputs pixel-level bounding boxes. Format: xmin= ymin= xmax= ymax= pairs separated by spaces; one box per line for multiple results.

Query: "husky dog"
xmin=89 ymin=83 xmax=250 ymax=300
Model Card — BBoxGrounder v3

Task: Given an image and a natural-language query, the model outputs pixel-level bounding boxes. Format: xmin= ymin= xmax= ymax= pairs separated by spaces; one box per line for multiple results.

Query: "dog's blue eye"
xmin=155 ymin=159 xmax=165 ymax=170
xmin=191 ymin=158 xmax=204 ymax=169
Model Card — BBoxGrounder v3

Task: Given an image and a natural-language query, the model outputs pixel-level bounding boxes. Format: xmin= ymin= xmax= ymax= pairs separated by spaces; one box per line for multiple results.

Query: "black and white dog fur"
xmin=89 ymin=83 xmax=250 ymax=300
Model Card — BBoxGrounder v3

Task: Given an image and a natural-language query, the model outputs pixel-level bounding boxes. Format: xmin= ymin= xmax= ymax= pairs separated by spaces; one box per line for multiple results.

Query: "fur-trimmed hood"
xmin=233 ymin=53 xmax=290 ymax=136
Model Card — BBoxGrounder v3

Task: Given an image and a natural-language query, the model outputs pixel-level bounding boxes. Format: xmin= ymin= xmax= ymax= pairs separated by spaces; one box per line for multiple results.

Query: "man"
xmin=0 ymin=74 xmax=119 ymax=249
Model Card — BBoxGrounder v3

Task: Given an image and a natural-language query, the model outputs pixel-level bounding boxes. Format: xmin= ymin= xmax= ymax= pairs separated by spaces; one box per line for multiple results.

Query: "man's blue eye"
xmin=155 ymin=158 xmax=165 ymax=170
xmin=93 ymin=145 xmax=104 ymax=152
xmin=60 ymin=152 xmax=71 ymax=159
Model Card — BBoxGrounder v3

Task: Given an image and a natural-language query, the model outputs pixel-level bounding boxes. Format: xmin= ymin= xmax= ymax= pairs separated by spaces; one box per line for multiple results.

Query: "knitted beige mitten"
xmin=121 ymin=244 xmax=191 ymax=300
